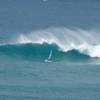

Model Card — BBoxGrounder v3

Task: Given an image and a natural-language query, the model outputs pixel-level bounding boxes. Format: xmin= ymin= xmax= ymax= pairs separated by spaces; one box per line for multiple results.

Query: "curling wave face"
xmin=1 ymin=27 xmax=100 ymax=61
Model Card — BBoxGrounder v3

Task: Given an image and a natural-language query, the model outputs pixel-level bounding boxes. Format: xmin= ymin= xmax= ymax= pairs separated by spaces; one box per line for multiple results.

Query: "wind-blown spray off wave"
xmin=1 ymin=27 xmax=100 ymax=61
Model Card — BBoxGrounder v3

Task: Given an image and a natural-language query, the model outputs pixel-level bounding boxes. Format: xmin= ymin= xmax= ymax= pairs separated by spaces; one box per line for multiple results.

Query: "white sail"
xmin=48 ymin=50 xmax=52 ymax=60
xmin=45 ymin=50 xmax=52 ymax=62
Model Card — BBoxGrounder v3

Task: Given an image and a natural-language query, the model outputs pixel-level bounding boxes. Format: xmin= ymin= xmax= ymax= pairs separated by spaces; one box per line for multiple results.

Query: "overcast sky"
xmin=0 ymin=0 xmax=100 ymax=33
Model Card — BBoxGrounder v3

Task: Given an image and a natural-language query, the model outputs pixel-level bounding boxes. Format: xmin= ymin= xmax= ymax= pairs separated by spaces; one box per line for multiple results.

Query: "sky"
xmin=0 ymin=0 xmax=100 ymax=34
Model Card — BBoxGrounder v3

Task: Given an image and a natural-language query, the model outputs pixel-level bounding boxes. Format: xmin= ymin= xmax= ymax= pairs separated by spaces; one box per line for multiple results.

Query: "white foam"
xmin=13 ymin=27 xmax=100 ymax=58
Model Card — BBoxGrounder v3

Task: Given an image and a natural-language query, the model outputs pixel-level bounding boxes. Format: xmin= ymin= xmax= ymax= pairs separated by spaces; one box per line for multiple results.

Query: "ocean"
xmin=0 ymin=0 xmax=100 ymax=100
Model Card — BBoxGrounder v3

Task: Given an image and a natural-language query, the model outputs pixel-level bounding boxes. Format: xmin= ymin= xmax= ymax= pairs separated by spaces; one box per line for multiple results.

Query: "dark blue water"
xmin=0 ymin=0 xmax=100 ymax=100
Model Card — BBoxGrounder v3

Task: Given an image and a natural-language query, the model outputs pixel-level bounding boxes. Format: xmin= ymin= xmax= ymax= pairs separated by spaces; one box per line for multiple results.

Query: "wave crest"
xmin=13 ymin=27 xmax=100 ymax=58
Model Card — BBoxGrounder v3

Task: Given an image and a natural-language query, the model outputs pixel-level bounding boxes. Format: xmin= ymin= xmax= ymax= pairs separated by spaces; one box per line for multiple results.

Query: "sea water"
xmin=0 ymin=57 xmax=100 ymax=100
xmin=0 ymin=0 xmax=100 ymax=100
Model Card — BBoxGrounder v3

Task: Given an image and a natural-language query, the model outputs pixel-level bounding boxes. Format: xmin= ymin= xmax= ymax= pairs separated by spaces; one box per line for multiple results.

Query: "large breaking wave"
xmin=0 ymin=27 xmax=100 ymax=61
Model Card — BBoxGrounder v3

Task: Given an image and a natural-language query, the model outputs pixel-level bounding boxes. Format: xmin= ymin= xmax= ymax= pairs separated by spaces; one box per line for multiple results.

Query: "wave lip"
xmin=12 ymin=27 xmax=100 ymax=58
